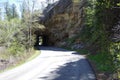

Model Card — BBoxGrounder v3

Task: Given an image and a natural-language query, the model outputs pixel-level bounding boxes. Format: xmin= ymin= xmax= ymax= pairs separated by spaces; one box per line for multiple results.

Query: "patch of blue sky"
xmin=0 ymin=0 xmax=24 ymax=18
xmin=9 ymin=0 xmax=22 ymax=17
xmin=0 ymin=0 xmax=7 ymax=3
xmin=0 ymin=0 xmax=59 ymax=19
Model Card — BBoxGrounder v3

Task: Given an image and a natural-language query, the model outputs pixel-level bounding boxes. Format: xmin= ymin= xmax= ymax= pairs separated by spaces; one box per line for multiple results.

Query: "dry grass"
xmin=0 ymin=47 xmax=40 ymax=72
xmin=0 ymin=46 xmax=9 ymax=59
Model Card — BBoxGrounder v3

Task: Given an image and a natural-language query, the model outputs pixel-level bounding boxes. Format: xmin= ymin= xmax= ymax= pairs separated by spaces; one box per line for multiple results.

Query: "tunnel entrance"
xmin=35 ymin=35 xmax=49 ymax=46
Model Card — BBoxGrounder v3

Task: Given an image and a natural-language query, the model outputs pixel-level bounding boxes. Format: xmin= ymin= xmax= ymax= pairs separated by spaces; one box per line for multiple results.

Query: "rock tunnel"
xmin=34 ymin=0 xmax=86 ymax=47
xmin=34 ymin=0 xmax=73 ymax=46
xmin=34 ymin=29 xmax=49 ymax=46
xmin=35 ymin=35 xmax=48 ymax=46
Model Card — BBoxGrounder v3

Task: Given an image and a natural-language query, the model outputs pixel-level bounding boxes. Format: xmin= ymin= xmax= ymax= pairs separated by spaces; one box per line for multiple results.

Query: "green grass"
xmin=76 ymin=49 xmax=90 ymax=55
xmin=88 ymin=53 xmax=114 ymax=72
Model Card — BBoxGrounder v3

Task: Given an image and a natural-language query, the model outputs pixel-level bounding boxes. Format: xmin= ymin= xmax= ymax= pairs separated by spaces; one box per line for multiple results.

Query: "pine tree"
xmin=4 ymin=2 xmax=19 ymax=20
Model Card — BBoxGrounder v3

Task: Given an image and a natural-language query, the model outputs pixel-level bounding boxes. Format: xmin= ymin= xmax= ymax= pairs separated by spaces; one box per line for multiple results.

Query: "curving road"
xmin=0 ymin=47 xmax=96 ymax=80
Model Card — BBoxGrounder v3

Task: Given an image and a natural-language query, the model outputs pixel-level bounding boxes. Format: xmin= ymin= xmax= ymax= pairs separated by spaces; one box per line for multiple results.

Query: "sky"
xmin=0 ymin=0 xmax=59 ymax=19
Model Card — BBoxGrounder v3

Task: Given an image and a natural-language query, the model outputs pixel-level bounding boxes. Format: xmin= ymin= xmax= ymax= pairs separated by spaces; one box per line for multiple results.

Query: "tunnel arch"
xmin=34 ymin=29 xmax=49 ymax=46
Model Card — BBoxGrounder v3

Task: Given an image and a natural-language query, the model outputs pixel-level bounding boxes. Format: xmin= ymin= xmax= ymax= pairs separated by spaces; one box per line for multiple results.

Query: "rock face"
xmin=39 ymin=0 xmax=87 ymax=47
xmin=40 ymin=0 xmax=72 ymax=23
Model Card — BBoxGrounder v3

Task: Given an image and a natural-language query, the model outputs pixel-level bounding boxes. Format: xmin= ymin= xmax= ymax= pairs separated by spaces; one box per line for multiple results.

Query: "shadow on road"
xmin=34 ymin=46 xmax=96 ymax=80
xmin=37 ymin=59 xmax=96 ymax=80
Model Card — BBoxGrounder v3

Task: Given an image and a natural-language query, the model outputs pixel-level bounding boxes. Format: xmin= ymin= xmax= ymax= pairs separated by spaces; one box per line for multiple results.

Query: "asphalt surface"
xmin=0 ymin=47 xmax=96 ymax=80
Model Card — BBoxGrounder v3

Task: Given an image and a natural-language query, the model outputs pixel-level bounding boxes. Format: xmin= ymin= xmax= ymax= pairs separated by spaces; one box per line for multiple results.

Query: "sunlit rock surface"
xmin=39 ymin=0 xmax=87 ymax=47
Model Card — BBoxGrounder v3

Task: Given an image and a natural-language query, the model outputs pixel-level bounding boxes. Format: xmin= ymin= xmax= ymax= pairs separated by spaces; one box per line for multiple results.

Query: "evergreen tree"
xmin=11 ymin=4 xmax=18 ymax=19
xmin=4 ymin=2 xmax=19 ymax=20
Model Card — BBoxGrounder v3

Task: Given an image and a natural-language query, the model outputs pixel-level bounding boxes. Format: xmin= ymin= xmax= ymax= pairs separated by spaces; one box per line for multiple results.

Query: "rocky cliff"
xmin=40 ymin=0 xmax=87 ymax=48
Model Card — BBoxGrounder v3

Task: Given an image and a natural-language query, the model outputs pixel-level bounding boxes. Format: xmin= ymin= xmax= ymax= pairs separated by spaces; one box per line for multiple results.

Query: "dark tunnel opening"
xmin=34 ymin=35 xmax=49 ymax=47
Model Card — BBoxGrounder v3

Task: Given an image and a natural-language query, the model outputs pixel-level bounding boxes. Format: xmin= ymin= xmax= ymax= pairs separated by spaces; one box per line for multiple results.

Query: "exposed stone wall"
xmin=43 ymin=0 xmax=87 ymax=47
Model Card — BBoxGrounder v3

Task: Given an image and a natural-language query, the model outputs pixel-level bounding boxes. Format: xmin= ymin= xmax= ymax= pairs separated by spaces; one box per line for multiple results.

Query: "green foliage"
xmin=73 ymin=0 xmax=80 ymax=3
xmin=0 ymin=1 xmax=42 ymax=57
xmin=89 ymin=53 xmax=114 ymax=72
xmin=76 ymin=49 xmax=90 ymax=55
xmin=80 ymin=0 xmax=120 ymax=77
xmin=0 ymin=0 xmax=43 ymax=71
xmin=4 ymin=2 xmax=19 ymax=20
xmin=110 ymin=42 xmax=120 ymax=74
xmin=0 ymin=18 xmax=37 ymax=55
xmin=0 ymin=19 xmax=26 ymax=56
xmin=80 ymin=0 xmax=96 ymax=43
xmin=66 ymin=37 xmax=75 ymax=46
xmin=8 ymin=40 xmax=25 ymax=56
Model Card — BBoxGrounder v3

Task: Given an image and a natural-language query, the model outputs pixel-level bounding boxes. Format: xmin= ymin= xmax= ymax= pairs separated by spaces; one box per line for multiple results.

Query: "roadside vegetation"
xmin=64 ymin=0 xmax=120 ymax=79
xmin=80 ymin=0 xmax=120 ymax=79
xmin=0 ymin=0 xmax=42 ymax=71
xmin=0 ymin=0 xmax=119 ymax=79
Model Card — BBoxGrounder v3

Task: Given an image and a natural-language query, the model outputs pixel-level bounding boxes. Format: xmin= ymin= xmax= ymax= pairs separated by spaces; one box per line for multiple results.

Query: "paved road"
xmin=0 ymin=47 xmax=96 ymax=80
